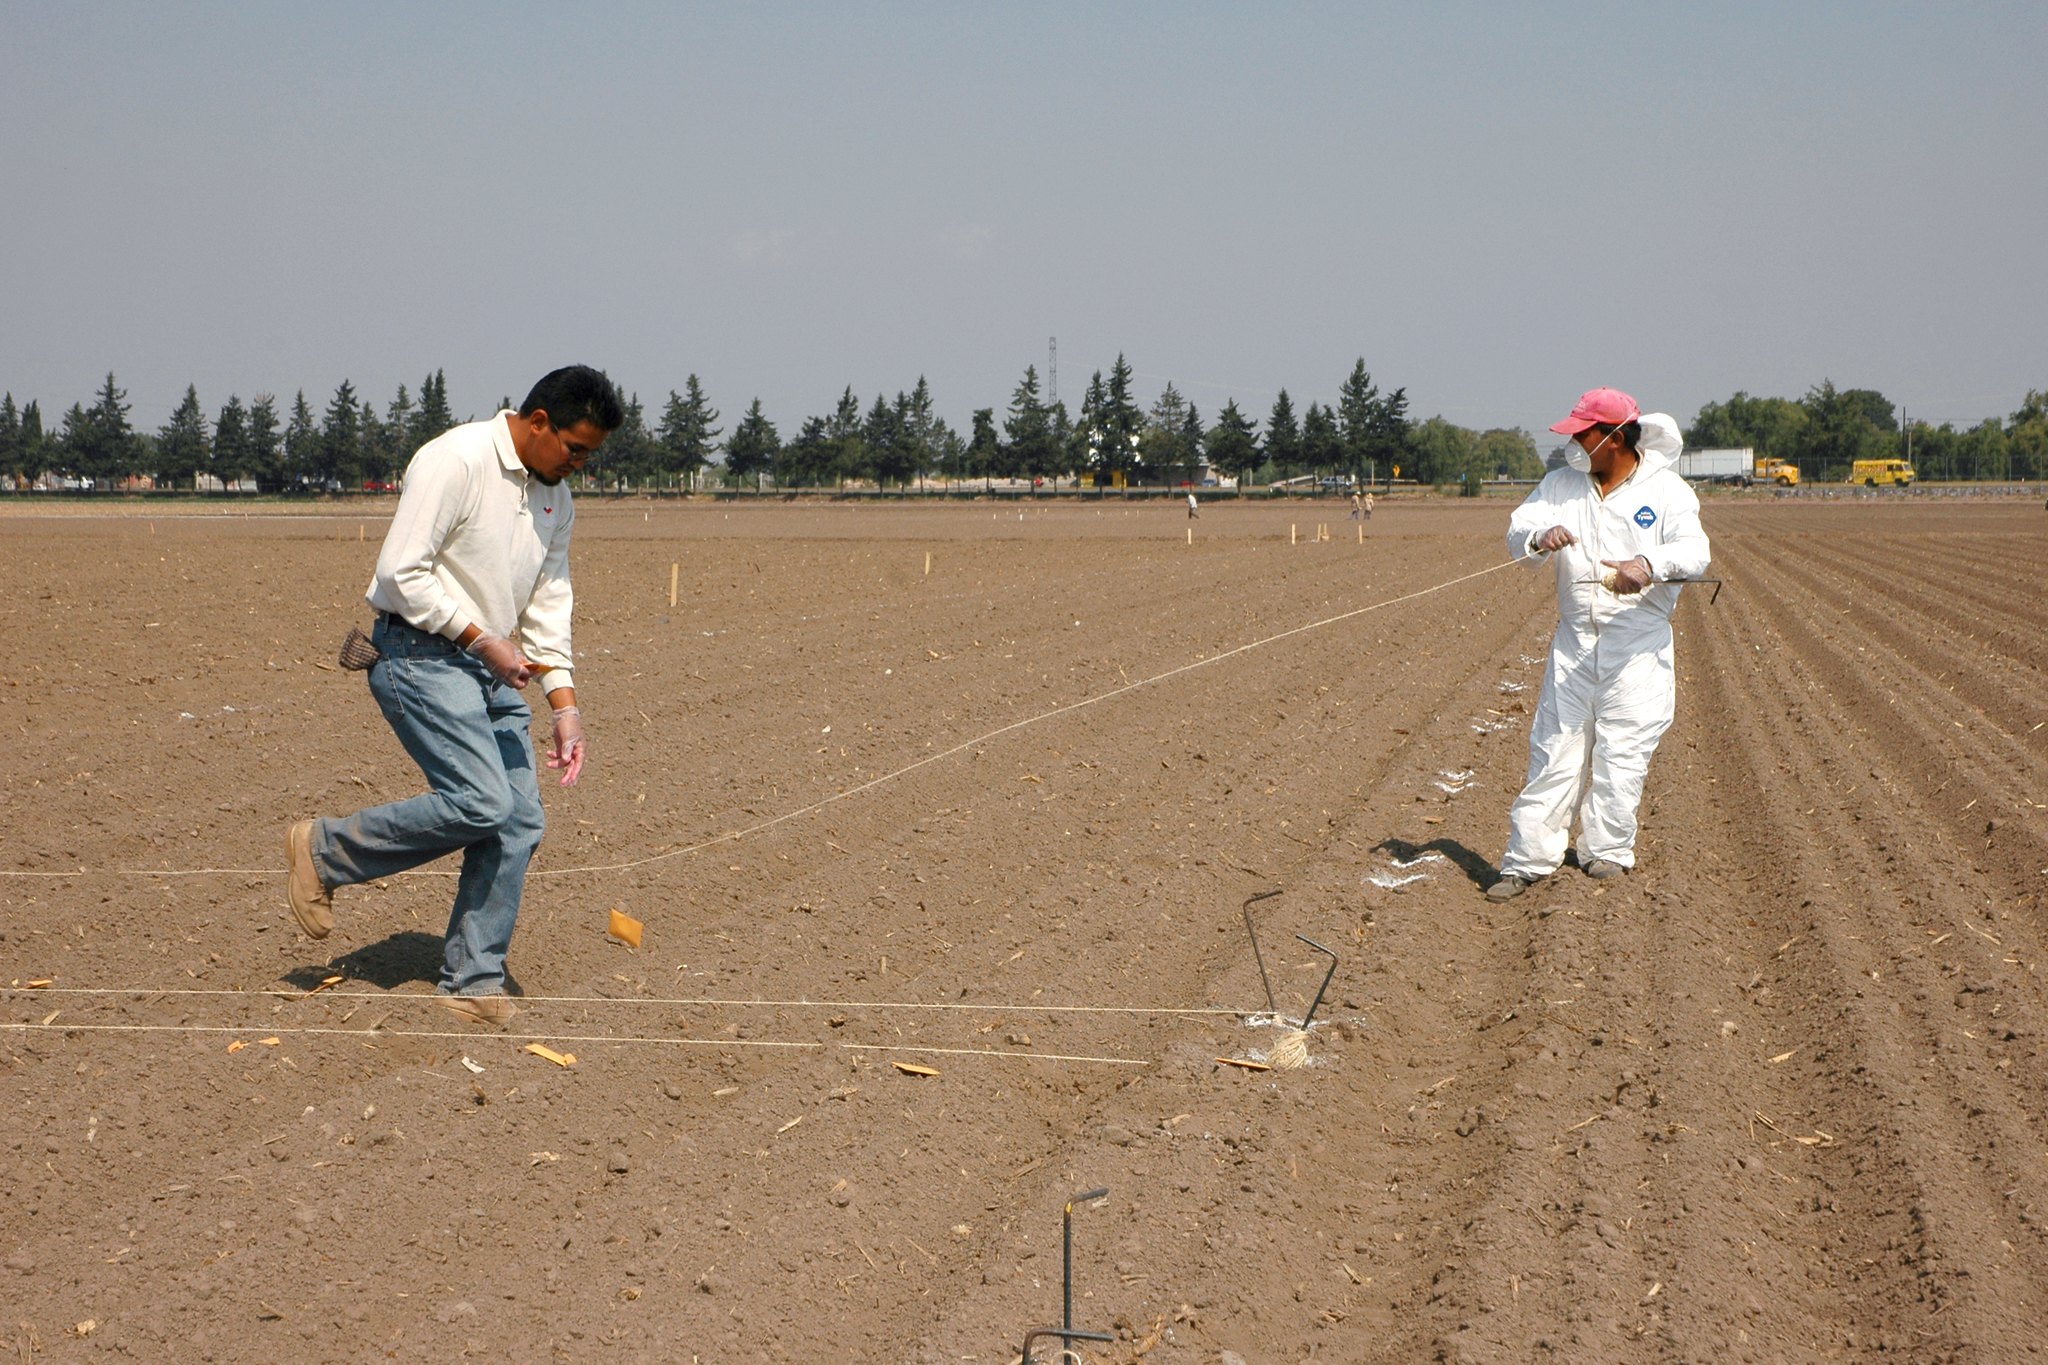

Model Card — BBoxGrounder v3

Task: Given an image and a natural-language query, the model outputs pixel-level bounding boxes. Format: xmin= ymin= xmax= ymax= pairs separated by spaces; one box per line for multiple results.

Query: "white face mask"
xmin=1565 ymin=426 xmax=1617 ymax=473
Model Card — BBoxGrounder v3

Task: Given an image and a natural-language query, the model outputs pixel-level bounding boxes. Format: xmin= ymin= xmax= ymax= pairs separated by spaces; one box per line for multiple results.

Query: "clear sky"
xmin=4 ymin=1 xmax=2042 ymax=441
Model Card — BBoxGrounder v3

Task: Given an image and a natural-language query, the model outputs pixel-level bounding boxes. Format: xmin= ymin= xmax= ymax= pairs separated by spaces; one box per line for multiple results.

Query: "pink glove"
xmin=1601 ymin=555 xmax=1655 ymax=595
xmin=548 ymin=706 xmax=586 ymax=786
xmin=1534 ymin=525 xmax=1577 ymax=553
xmin=463 ymin=632 xmax=535 ymax=688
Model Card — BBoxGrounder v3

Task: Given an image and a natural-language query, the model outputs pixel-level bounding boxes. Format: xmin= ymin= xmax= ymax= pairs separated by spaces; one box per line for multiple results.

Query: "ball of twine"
xmin=1268 ymin=1027 xmax=1310 ymax=1071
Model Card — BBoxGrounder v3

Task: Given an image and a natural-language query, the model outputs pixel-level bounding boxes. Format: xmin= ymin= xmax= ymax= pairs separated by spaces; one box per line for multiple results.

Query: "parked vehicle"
xmin=1753 ymin=456 xmax=1800 ymax=486
xmin=1674 ymin=448 xmax=1751 ymax=482
xmin=1850 ymin=459 xmax=1916 ymax=487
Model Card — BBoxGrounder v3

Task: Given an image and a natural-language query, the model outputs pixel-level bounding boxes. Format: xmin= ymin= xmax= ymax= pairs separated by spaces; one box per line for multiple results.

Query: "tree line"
xmin=0 ymin=357 xmax=1549 ymax=494
xmin=1688 ymin=380 xmax=2048 ymax=483
xmin=11 ymin=363 xmax=2035 ymax=494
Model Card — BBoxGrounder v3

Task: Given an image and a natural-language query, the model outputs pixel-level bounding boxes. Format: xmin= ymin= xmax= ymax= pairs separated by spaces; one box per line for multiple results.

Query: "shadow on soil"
xmin=1374 ymin=836 xmax=1496 ymax=888
xmin=284 ymin=931 xmax=443 ymax=991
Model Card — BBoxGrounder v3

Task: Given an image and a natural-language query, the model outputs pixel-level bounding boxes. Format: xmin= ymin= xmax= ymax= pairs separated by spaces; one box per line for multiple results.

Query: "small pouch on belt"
xmin=338 ymin=625 xmax=382 ymax=671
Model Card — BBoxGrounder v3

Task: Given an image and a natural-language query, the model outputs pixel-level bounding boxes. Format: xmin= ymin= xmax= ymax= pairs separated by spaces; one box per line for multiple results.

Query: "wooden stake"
xmin=1358 ymin=523 xmax=1363 ymax=544
xmin=1186 ymin=527 xmax=1192 ymax=545
xmin=358 ymin=524 xmax=364 ymax=542
xmin=1291 ymin=523 xmax=1297 ymax=545
xmin=924 ymin=551 xmax=932 ymax=576
xmin=668 ymin=562 xmax=679 ymax=608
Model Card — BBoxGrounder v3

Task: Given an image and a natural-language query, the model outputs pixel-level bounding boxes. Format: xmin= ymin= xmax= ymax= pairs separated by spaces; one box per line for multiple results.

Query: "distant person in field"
xmin=1350 ymin=489 xmax=1363 ymax=521
xmin=284 ymin=365 xmax=622 ymax=1024
xmin=1363 ymin=491 xmax=1374 ymax=520
xmin=1187 ymin=490 xmax=1199 ymax=519
xmin=1487 ymin=387 xmax=1711 ymax=901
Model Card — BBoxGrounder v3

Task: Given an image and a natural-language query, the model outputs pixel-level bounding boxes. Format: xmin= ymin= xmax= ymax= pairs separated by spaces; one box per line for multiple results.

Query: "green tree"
xmin=604 ymin=391 xmax=661 ymax=489
xmin=826 ymin=387 xmax=867 ymax=485
xmin=0 ymin=394 xmax=22 ymax=485
xmin=1205 ymin=399 xmax=1258 ymax=487
xmin=1797 ymin=379 xmax=1893 ymax=479
xmin=284 ymin=390 xmax=319 ymax=488
xmin=2005 ymin=389 xmax=2048 ymax=482
xmin=1687 ymin=392 xmax=1808 ymax=465
xmin=1476 ymin=427 xmax=1542 ymax=479
xmin=1336 ymin=361 xmax=1380 ymax=479
xmin=1300 ymin=401 xmax=1342 ymax=477
xmin=866 ymin=391 xmax=918 ymax=488
xmin=658 ymin=375 xmax=722 ymax=490
xmin=248 ymin=395 xmax=283 ymax=491
xmin=317 ymin=381 xmax=361 ymax=486
xmin=1263 ymin=389 xmax=1299 ymax=481
xmin=778 ymin=415 xmax=832 ymax=487
xmin=1957 ymin=418 xmax=2009 ymax=482
xmin=20 ymin=400 xmax=47 ymax=481
xmin=724 ymin=398 xmax=779 ymax=490
xmin=153 ymin=385 xmax=210 ymax=486
xmin=1004 ymin=365 xmax=1059 ymax=484
xmin=411 ymin=370 xmax=454 ymax=451
xmin=1407 ymin=417 xmax=1476 ymax=486
xmin=899 ymin=377 xmax=938 ymax=488
xmin=213 ymin=395 xmax=251 ymax=485
xmin=69 ymin=372 xmax=142 ymax=482
xmin=379 ymin=384 xmax=414 ymax=475
xmin=967 ymin=407 xmax=1001 ymax=490
xmin=1098 ymin=354 xmax=1144 ymax=483
xmin=1070 ymin=371 xmax=1107 ymax=477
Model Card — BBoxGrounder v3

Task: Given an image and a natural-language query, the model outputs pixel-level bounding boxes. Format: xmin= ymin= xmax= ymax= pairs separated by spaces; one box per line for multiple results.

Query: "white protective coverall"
xmin=1500 ymin=414 xmax=1711 ymax=876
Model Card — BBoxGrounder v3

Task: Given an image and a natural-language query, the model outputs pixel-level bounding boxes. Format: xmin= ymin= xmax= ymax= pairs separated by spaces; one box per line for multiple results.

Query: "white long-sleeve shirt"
xmin=365 ymin=412 xmax=576 ymax=694
xmin=1506 ymin=413 xmax=1712 ymax=647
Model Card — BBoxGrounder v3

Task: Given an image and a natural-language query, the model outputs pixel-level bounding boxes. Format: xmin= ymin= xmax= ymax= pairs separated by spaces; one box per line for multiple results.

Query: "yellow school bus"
xmin=1851 ymin=459 xmax=1916 ymax=487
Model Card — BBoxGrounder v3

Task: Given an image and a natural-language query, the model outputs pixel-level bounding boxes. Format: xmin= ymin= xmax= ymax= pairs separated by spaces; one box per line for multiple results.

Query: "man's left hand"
xmin=548 ymin=706 xmax=586 ymax=786
xmin=1601 ymin=556 xmax=1655 ymax=595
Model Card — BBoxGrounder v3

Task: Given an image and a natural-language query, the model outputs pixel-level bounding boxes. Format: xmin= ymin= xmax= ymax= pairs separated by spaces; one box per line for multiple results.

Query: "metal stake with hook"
xmin=1016 ymin=1187 xmax=1112 ymax=1364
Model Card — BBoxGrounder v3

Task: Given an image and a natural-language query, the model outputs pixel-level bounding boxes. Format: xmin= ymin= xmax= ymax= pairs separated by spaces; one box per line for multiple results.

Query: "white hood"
xmin=1634 ymin=413 xmax=1683 ymax=478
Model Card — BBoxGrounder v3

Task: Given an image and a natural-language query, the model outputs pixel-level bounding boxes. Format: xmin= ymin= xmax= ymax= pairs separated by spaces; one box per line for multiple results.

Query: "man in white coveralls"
xmin=1486 ymin=387 xmax=1711 ymax=902
xmin=283 ymin=365 xmax=622 ymax=1023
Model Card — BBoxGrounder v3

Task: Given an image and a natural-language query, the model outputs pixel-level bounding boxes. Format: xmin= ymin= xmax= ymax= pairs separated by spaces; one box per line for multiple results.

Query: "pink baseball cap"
xmin=1549 ymin=387 xmax=1640 ymax=435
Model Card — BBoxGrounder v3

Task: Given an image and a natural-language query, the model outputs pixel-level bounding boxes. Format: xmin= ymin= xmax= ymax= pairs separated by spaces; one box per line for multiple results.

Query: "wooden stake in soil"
xmin=924 ymin=550 xmax=932 ymax=576
xmin=668 ymin=562 xmax=679 ymax=608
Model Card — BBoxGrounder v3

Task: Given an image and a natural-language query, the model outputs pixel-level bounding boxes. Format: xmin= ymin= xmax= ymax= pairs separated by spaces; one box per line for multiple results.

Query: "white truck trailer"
xmin=1675 ymin=447 xmax=1753 ymax=483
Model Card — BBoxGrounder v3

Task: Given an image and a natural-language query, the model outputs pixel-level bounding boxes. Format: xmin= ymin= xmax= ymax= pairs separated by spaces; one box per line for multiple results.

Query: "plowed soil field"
xmin=3 ymin=495 xmax=2044 ymax=1363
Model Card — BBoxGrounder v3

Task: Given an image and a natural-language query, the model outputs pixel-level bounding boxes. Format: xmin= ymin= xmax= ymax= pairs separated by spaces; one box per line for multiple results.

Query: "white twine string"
xmin=1 ymin=554 xmax=1525 ymax=884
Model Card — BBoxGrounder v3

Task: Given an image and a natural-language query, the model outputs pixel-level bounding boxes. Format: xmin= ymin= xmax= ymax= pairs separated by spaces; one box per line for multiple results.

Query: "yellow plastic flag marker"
xmin=891 ymin=1061 xmax=940 ymax=1077
xmin=227 ymin=1040 xmax=248 ymax=1054
xmin=27 ymin=979 xmax=54 ymax=989
xmin=607 ymin=909 xmax=644 ymax=949
xmin=260 ymin=1037 xmax=282 ymax=1046
xmin=523 ymin=1043 xmax=578 ymax=1068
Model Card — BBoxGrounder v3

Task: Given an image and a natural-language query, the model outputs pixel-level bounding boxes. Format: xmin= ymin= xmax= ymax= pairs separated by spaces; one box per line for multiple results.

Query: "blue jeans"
xmin=311 ymin=615 xmax=544 ymax=995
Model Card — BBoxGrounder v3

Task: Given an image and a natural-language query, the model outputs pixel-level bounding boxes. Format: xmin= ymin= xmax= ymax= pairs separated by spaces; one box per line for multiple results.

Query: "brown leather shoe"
xmin=285 ymin=819 xmax=333 ymax=938
xmin=437 ymin=993 xmax=519 ymax=1028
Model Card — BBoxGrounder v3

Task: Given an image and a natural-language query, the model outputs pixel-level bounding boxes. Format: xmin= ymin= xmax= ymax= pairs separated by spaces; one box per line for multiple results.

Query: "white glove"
xmin=548 ymin=706 xmax=586 ymax=786
xmin=463 ymin=632 xmax=535 ymax=688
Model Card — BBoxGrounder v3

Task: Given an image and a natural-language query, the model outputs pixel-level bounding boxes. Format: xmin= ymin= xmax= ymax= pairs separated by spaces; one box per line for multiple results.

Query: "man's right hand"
xmin=463 ymin=632 xmax=535 ymax=688
xmin=1534 ymin=525 xmax=1577 ymax=553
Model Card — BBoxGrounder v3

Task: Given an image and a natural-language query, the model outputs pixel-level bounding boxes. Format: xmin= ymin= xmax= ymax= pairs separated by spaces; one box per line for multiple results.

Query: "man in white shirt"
xmin=284 ymin=365 xmax=622 ymax=1024
xmin=1487 ymin=387 xmax=1712 ymax=902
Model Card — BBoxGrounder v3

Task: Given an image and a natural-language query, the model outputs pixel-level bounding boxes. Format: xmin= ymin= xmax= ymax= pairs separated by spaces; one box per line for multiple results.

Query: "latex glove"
xmin=463 ymin=632 xmax=535 ymax=688
xmin=548 ymin=706 xmax=586 ymax=786
xmin=1601 ymin=555 xmax=1655 ymax=595
xmin=1533 ymin=525 xmax=1577 ymax=553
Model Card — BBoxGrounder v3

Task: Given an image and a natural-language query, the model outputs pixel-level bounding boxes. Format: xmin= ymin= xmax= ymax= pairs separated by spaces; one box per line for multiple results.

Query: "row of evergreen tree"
xmin=8 ymin=364 xmax=2038 ymax=493
xmin=0 ymin=358 xmax=1541 ymax=492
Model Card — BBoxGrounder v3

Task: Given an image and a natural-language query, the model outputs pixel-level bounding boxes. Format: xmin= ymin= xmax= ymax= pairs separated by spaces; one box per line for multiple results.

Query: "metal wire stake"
xmin=1064 ymin=1186 xmax=1109 ymax=1337
xmin=1294 ymin=935 xmax=1339 ymax=1031
xmin=1242 ymin=890 xmax=1282 ymax=1017
xmin=1573 ymin=575 xmax=1724 ymax=604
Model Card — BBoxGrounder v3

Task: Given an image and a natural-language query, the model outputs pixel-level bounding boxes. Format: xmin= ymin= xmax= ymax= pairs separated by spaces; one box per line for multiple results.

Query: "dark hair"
xmin=519 ymin=365 xmax=625 ymax=433
xmin=1593 ymin=420 xmax=1643 ymax=452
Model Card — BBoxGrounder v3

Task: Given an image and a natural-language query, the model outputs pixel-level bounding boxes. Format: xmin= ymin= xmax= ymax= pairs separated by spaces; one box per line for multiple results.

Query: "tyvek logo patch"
xmin=1633 ymin=505 xmax=1657 ymax=528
